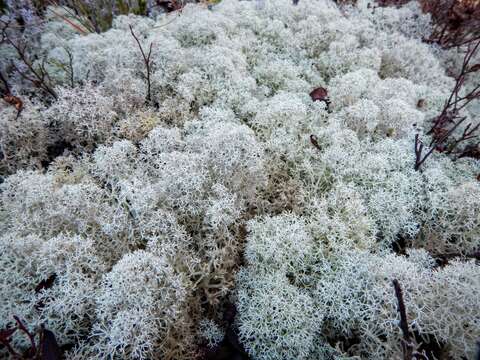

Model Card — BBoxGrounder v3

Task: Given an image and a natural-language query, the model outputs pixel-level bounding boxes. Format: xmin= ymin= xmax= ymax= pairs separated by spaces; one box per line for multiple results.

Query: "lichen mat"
xmin=0 ymin=0 xmax=479 ymax=359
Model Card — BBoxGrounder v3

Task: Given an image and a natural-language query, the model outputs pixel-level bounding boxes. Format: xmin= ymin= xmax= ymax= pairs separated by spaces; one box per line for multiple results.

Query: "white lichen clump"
xmin=0 ymin=0 xmax=479 ymax=359
xmin=199 ymin=319 xmax=225 ymax=348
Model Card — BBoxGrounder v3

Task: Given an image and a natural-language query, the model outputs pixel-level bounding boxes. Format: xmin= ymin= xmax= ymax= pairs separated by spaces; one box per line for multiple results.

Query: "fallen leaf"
xmin=3 ymin=94 xmax=23 ymax=112
xmin=309 ymin=87 xmax=328 ymax=102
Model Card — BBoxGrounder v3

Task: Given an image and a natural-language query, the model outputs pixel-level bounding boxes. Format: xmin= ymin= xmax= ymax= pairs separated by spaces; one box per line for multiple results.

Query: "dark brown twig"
xmin=60 ymin=47 xmax=76 ymax=88
xmin=414 ymin=134 xmax=434 ymax=171
xmin=422 ymin=0 xmax=480 ymax=49
xmin=1 ymin=21 xmax=57 ymax=100
xmin=0 ymin=71 xmax=11 ymax=95
xmin=13 ymin=316 xmax=37 ymax=356
xmin=458 ymin=143 xmax=480 ymax=159
xmin=392 ymin=279 xmax=413 ymax=360
xmin=446 ymin=122 xmax=480 ymax=155
xmin=392 ymin=280 xmax=430 ymax=360
xmin=1 ymin=18 xmax=57 ymax=99
xmin=414 ymin=39 xmax=480 ymax=170
xmin=129 ymin=24 xmax=153 ymax=105
xmin=0 ymin=327 xmax=20 ymax=358
xmin=434 ymin=250 xmax=480 ymax=266
xmin=0 ymin=316 xmax=62 ymax=359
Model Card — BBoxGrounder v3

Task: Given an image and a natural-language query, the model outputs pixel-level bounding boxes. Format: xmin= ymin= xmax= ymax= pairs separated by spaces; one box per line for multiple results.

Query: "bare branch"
xmin=129 ymin=24 xmax=153 ymax=105
xmin=13 ymin=316 xmax=36 ymax=356
xmin=422 ymin=0 xmax=480 ymax=49
xmin=0 ymin=326 xmax=20 ymax=358
xmin=67 ymin=49 xmax=74 ymax=88
xmin=1 ymin=26 xmax=57 ymax=99
xmin=392 ymin=279 xmax=413 ymax=360
xmin=415 ymin=39 xmax=480 ymax=170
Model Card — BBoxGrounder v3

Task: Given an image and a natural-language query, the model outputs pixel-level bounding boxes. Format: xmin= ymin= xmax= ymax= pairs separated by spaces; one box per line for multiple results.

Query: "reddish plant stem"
xmin=415 ymin=39 xmax=480 ymax=170
xmin=13 ymin=316 xmax=37 ymax=356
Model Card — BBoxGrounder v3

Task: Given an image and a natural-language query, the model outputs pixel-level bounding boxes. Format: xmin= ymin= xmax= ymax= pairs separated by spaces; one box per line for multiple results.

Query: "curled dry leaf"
xmin=310 ymin=87 xmax=331 ymax=111
xmin=309 ymin=87 xmax=328 ymax=102
xmin=3 ymin=94 xmax=23 ymax=112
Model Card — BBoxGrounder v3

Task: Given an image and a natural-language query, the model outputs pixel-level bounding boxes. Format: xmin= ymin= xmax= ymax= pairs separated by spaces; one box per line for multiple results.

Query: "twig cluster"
xmin=129 ymin=24 xmax=154 ymax=105
xmin=422 ymin=0 xmax=480 ymax=49
xmin=414 ymin=39 xmax=480 ymax=171
xmin=1 ymin=20 xmax=57 ymax=100
xmin=0 ymin=23 xmax=24 ymax=117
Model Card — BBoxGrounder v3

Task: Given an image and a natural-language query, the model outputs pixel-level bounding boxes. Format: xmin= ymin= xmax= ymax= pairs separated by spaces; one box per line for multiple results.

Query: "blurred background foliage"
xmin=0 ymin=0 xmax=206 ymax=33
